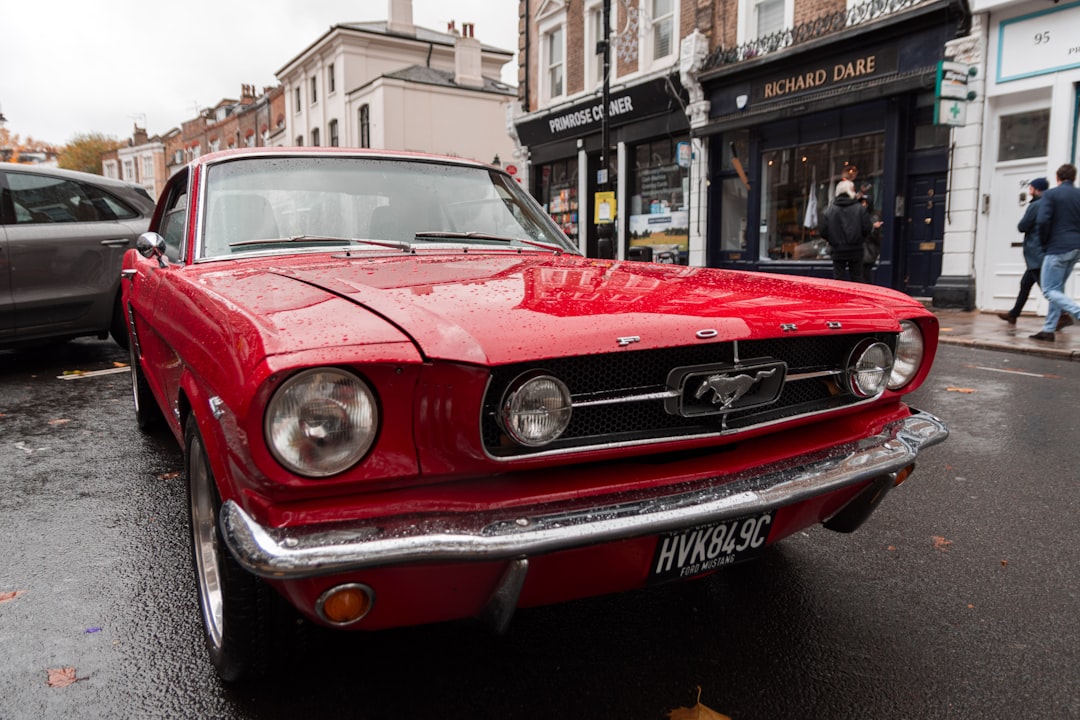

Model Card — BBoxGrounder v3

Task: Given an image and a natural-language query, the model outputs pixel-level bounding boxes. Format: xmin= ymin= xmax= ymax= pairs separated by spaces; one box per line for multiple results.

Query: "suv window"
xmin=6 ymin=171 xmax=140 ymax=224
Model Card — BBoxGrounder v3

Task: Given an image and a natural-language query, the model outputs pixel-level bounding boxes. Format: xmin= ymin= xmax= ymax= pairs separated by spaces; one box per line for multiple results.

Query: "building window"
xmin=329 ymin=119 xmax=339 ymax=147
xmin=758 ymin=133 xmax=885 ymax=262
xmin=738 ymin=0 xmax=790 ymax=43
xmin=359 ymin=105 xmax=371 ymax=148
xmin=546 ymin=27 xmax=565 ymax=99
xmin=998 ymin=109 xmax=1049 ymax=162
xmin=296 ymin=134 xmax=304 ymax=146
xmin=311 ymin=76 xmax=318 ymax=104
xmin=294 ymin=86 xmax=301 ymax=113
xmin=123 ymin=160 xmax=135 ymax=181
xmin=586 ymin=4 xmax=607 ymax=90
xmin=629 ymin=136 xmax=689 ymax=264
xmin=142 ymin=156 xmax=154 ymax=179
xmin=650 ymin=0 xmax=674 ymax=61
xmin=311 ymin=128 xmax=320 ymax=147
xmin=328 ymin=63 xmax=336 ymax=94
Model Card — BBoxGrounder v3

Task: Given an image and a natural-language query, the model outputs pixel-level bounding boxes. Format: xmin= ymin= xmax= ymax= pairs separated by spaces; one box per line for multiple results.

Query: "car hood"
xmin=205 ymin=252 xmax=919 ymax=366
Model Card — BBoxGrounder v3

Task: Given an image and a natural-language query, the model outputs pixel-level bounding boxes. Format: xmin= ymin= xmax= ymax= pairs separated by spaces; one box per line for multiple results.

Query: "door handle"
xmin=101 ymin=238 xmax=131 ymax=247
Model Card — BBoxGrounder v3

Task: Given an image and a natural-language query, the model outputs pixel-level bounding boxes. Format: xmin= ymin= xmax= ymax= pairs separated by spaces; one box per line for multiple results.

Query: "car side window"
xmin=158 ymin=187 xmax=188 ymax=263
xmin=6 ymin=172 xmax=139 ymax=224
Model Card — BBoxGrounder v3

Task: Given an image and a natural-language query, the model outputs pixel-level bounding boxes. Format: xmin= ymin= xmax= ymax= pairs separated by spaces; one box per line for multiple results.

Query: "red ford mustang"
xmin=123 ymin=147 xmax=947 ymax=681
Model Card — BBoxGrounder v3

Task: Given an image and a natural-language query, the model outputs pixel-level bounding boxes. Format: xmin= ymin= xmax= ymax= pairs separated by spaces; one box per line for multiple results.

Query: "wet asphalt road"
xmin=1 ymin=338 xmax=1078 ymax=720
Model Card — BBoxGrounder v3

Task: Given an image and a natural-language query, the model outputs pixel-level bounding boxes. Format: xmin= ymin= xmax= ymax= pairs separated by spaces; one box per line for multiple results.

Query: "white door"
xmin=983 ymin=164 xmax=1047 ymax=315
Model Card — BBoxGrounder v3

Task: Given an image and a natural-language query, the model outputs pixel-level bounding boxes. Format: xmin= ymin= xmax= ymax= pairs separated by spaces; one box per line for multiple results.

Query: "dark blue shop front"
xmin=697 ymin=0 xmax=970 ymax=296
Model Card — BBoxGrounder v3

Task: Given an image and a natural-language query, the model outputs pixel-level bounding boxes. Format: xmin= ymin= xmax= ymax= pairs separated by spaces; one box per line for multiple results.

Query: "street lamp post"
xmin=596 ymin=0 xmax=614 ymax=258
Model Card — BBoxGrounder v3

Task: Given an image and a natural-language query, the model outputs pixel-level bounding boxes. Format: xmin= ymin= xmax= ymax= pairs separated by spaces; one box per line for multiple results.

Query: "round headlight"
xmin=889 ymin=320 xmax=925 ymax=390
xmin=846 ymin=341 xmax=894 ymax=398
xmin=265 ymin=368 xmax=378 ymax=477
xmin=500 ymin=373 xmax=572 ymax=447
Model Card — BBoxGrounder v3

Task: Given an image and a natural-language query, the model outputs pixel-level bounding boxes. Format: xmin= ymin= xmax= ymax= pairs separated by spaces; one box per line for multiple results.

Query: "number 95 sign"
xmin=997 ymin=3 xmax=1080 ymax=83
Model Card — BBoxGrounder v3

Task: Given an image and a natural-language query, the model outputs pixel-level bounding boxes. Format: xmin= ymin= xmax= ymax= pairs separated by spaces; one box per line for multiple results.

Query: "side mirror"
xmin=136 ymin=232 xmax=170 ymax=268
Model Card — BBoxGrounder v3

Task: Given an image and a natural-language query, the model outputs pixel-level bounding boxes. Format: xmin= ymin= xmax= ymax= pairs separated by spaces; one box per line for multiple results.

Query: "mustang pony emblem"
xmin=694 ymin=368 xmax=778 ymax=408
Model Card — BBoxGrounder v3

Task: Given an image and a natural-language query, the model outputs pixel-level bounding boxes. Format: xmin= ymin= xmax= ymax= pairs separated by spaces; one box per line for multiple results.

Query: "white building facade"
xmin=276 ymin=0 xmax=516 ymax=165
xmin=951 ymin=0 xmax=1080 ymax=315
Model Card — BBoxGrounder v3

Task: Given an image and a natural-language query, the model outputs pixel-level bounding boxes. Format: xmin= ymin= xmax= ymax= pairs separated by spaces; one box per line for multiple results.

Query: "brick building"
xmin=512 ymin=0 xmax=973 ymax=300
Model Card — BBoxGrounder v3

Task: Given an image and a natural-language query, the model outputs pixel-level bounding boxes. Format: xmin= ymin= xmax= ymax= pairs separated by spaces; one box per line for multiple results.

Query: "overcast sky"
xmin=0 ymin=0 xmax=518 ymax=146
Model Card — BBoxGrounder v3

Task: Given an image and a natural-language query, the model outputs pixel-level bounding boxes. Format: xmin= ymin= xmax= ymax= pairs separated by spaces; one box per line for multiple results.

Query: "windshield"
xmin=198 ymin=155 xmax=578 ymax=259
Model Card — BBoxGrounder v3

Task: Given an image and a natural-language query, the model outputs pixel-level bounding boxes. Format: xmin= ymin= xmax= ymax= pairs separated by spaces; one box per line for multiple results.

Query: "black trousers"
xmin=1006 ymin=268 xmax=1041 ymax=317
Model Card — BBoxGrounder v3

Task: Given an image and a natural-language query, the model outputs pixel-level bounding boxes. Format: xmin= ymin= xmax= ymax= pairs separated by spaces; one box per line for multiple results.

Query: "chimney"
xmin=454 ymin=22 xmax=484 ymax=89
xmin=387 ymin=0 xmax=414 ymax=36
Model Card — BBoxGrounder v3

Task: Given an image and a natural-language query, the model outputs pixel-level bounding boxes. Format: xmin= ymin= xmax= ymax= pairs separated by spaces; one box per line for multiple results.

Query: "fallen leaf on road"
xmin=113 ymin=362 xmax=128 ymax=368
xmin=668 ymin=687 xmax=732 ymax=720
xmin=946 ymin=387 xmax=976 ymax=394
xmin=48 ymin=418 xmax=71 ymax=426
xmin=157 ymin=471 xmax=181 ymax=480
xmin=1001 ymin=559 xmax=1009 ymax=568
xmin=932 ymin=536 xmax=953 ymax=551
xmin=46 ymin=667 xmax=83 ymax=688
xmin=1 ymin=590 xmax=27 ymax=604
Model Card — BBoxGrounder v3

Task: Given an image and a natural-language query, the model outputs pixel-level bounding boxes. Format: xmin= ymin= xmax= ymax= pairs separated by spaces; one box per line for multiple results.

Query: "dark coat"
xmin=1036 ymin=181 xmax=1080 ymax=255
xmin=819 ymin=196 xmax=871 ymax=261
xmin=1017 ymin=195 xmax=1045 ymax=270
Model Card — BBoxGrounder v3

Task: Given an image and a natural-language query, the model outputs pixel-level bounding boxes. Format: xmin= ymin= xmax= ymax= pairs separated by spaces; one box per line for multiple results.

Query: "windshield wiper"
xmin=229 ymin=235 xmax=413 ymax=252
xmin=413 ymin=231 xmax=563 ymax=253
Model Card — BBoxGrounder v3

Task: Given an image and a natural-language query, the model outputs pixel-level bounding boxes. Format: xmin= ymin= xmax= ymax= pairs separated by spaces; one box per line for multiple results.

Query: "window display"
xmin=539 ymin=159 xmax=579 ymax=241
xmin=759 ymin=133 xmax=884 ymax=262
xmin=629 ymin=137 xmax=689 ymax=264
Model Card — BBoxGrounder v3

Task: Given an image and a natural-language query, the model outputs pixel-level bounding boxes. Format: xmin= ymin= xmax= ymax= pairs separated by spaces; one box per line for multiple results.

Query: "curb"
xmin=938 ymin=335 xmax=1080 ymax=361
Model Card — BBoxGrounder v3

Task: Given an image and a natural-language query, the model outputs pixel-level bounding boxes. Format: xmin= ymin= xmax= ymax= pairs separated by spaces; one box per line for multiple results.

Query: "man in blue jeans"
xmin=1031 ymin=163 xmax=1080 ymax=342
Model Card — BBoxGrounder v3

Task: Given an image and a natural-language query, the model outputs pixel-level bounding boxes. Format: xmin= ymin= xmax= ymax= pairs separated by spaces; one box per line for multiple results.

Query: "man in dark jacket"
xmin=998 ymin=177 xmax=1049 ymax=325
xmin=1031 ymin=163 xmax=1080 ymax=341
xmin=819 ymin=179 xmax=871 ymax=283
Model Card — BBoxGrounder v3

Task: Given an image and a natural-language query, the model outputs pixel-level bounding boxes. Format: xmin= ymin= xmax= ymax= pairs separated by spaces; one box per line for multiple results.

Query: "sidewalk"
xmin=933 ymin=308 xmax=1080 ymax=361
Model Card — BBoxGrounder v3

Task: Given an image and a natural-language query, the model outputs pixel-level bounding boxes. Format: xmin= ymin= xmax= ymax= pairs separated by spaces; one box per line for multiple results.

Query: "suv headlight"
xmin=889 ymin=320 xmax=925 ymax=390
xmin=265 ymin=368 xmax=378 ymax=477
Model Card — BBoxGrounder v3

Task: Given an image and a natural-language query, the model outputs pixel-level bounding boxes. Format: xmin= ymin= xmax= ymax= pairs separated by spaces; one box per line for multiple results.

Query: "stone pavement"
xmin=933 ymin=308 xmax=1080 ymax=361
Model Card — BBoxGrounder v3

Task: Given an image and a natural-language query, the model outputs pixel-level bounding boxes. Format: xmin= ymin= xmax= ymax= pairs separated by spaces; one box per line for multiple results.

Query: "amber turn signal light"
xmin=893 ymin=463 xmax=915 ymax=487
xmin=316 ymin=583 xmax=375 ymax=625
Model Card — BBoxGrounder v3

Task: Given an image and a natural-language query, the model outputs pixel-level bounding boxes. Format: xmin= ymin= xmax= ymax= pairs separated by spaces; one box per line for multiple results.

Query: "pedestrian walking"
xmin=998 ymin=177 xmax=1048 ymax=325
xmin=1031 ymin=163 xmax=1080 ymax=342
xmin=819 ymin=179 xmax=871 ymax=283
xmin=860 ymin=194 xmax=884 ymax=283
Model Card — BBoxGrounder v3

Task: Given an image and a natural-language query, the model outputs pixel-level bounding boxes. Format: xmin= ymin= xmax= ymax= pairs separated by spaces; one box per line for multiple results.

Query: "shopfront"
xmin=697 ymin=0 xmax=969 ymax=292
xmin=515 ymin=75 xmax=691 ymax=263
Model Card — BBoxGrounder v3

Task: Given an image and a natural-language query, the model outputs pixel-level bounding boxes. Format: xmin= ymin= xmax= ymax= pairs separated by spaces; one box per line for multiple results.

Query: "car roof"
xmin=0 ymin=161 xmax=148 ymax=192
xmin=192 ymin=146 xmax=494 ymax=170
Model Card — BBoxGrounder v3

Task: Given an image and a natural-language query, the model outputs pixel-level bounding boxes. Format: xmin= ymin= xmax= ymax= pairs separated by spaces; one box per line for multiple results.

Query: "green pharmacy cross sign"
xmin=934 ymin=60 xmax=978 ymax=127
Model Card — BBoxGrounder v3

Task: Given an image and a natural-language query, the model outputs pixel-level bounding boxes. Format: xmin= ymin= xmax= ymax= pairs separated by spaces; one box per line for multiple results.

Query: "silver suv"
xmin=0 ymin=163 xmax=156 ymax=348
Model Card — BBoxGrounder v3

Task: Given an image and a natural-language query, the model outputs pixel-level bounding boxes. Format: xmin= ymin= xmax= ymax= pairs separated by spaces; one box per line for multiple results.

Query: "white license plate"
xmin=649 ymin=513 xmax=773 ymax=584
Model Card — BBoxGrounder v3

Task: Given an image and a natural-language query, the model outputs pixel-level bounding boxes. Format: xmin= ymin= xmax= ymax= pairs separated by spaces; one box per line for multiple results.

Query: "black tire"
xmin=110 ymin=295 xmax=130 ymax=350
xmin=185 ymin=415 xmax=272 ymax=682
xmin=129 ymin=340 xmax=162 ymax=431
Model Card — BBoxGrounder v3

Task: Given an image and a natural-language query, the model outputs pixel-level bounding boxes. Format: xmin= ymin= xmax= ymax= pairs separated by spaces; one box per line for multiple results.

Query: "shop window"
xmin=538 ymin=159 xmax=578 ymax=241
xmin=997 ymin=109 xmax=1049 ymax=162
xmin=759 ymin=133 xmax=884 ymax=262
xmin=629 ymin=136 xmax=689 ymax=265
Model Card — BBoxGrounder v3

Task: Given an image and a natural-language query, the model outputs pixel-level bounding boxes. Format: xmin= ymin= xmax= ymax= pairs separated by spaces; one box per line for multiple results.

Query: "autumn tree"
xmin=57 ymin=132 xmax=124 ymax=175
xmin=1 ymin=127 xmax=60 ymax=163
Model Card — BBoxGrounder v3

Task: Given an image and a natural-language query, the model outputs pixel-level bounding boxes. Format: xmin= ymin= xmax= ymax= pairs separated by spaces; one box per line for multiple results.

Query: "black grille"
xmin=481 ymin=333 xmax=896 ymax=458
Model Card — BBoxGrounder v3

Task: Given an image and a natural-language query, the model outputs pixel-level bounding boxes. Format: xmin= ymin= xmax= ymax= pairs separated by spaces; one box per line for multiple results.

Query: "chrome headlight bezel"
xmin=264 ymin=368 xmax=378 ymax=478
xmin=846 ymin=340 xmax=894 ymax=399
xmin=499 ymin=371 xmax=573 ymax=447
xmin=888 ymin=320 xmax=925 ymax=390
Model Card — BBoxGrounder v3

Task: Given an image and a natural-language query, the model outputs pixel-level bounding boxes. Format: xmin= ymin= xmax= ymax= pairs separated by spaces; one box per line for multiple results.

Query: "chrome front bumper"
xmin=222 ymin=409 xmax=948 ymax=581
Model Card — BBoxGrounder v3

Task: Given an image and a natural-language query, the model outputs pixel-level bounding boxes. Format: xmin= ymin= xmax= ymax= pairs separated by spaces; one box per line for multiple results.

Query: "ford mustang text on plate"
xmin=123 ymin=148 xmax=948 ymax=681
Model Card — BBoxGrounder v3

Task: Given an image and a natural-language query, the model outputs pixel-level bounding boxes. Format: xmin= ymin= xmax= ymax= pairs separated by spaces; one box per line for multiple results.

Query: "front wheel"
xmin=186 ymin=415 xmax=271 ymax=682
